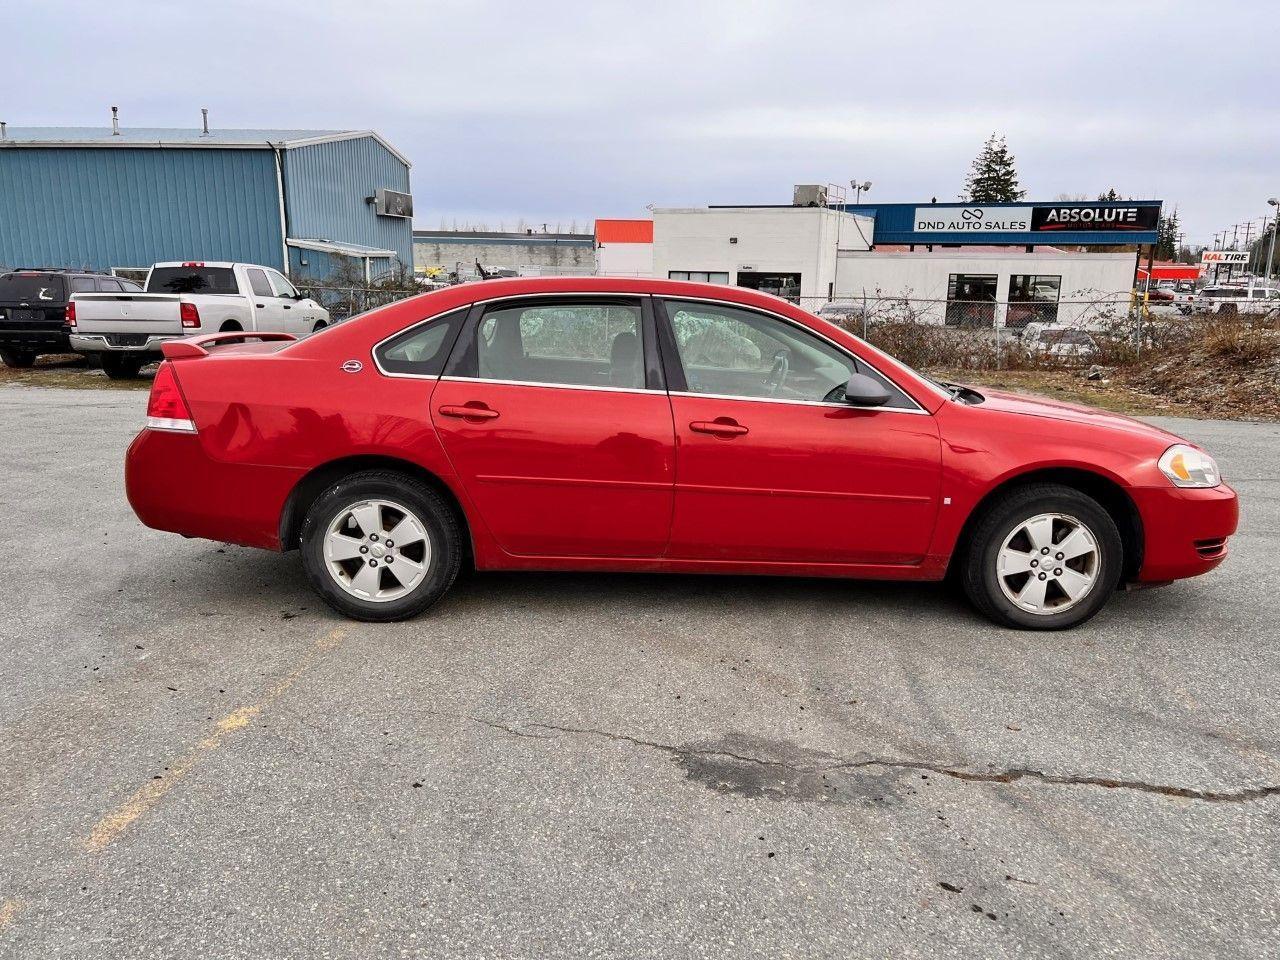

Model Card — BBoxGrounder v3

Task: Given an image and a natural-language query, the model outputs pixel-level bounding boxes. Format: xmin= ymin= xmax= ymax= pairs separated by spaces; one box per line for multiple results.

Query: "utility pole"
xmin=1267 ymin=198 xmax=1279 ymax=285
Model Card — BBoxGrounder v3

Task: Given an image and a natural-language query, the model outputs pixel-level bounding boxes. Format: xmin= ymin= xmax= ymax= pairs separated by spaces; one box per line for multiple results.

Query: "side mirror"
xmin=842 ymin=372 xmax=892 ymax=407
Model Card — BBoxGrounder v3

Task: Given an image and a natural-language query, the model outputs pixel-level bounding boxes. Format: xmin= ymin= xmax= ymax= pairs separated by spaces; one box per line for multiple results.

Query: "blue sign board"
xmin=838 ymin=200 xmax=1162 ymax=247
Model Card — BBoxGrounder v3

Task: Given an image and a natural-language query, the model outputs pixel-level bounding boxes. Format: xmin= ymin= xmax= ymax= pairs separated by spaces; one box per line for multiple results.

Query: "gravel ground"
xmin=1 ymin=385 xmax=1277 ymax=959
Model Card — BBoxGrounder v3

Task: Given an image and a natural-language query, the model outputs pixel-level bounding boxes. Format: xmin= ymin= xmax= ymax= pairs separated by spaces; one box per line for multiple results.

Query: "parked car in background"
xmin=0 ymin=270 xmax=142 ymax=368
xmin=1021 ymin=322 xmax=1097 ymax=363
xmin=69 ymin=261 xmax=329 ymax=378
xmin=125 ymin=277 xmax=1236 ymax=631
xmin=1195 ymin=285 xmax=1280 ymax=316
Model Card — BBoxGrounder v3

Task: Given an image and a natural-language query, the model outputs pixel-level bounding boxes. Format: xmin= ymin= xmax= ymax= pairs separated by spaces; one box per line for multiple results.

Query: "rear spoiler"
xmin=161 ymin=331 xmax=296 ymax=359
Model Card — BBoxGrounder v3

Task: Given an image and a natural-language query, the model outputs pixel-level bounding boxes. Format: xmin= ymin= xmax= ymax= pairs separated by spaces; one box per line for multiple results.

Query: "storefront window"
xmin=945 ymin=274 xmax=998 ymax=327
xmin=1007 ymin=275 xmax=1062 ymax=328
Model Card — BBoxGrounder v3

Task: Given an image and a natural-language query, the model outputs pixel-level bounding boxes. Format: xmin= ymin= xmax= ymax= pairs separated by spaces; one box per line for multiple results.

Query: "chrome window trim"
xmin=371 ymin=307 xmax=472 ymax=380
xmin=666 ymin=389 xmax=929 ymax=416
xmin=438 ymin=375 xmax=662 ymax=396
xmin=370 ymin=289 xmax=938 ymax=412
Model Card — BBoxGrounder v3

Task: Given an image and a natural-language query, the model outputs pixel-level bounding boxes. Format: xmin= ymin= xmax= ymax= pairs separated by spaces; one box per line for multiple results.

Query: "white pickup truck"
xmin=69 ymin=261 xmax=330 ymax=378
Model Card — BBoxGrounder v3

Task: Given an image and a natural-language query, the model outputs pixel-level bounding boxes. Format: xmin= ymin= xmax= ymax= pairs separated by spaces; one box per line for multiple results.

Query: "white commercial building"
xmin=647 ymin=190 xmax=1146 ymax=328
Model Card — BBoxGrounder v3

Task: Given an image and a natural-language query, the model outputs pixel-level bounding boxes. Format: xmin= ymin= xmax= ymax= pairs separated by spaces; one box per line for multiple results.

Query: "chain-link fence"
xmin=789 ymin=291 xmax=1279 ymax=372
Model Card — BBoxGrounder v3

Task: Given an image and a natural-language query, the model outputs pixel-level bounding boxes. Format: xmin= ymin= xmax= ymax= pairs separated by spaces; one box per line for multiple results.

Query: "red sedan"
xmin=126 ymin=277 xmax=1237 ymax=629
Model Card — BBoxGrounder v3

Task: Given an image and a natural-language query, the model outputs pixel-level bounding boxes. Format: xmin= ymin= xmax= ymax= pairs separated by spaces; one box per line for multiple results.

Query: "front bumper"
xmin=71 ymin=333 xmax=177 ymax=354
xmin=1131 ymin=482 xmax=1239 ymax=582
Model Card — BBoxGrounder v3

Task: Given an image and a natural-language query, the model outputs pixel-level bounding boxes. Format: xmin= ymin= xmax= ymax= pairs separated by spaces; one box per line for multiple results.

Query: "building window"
xmin=945 ymin=274 xmax=998 ymax=327
xmin=1007 ymin=274 xmax=1062 ymax=328
xmin=735 ymin=271 xmax=802 ymax=304
xmin=669 ymin=271 xmax=730 ymax=284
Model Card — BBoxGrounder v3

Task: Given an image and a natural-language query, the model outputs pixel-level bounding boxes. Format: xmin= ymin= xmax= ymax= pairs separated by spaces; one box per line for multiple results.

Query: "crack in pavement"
xmin=470 ymin=717 xmax=1280 ymax=805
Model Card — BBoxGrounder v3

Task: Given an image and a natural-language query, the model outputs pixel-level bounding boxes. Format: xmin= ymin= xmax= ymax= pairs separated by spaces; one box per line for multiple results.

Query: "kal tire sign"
xmin=1030 ymin=206 xmax=1159 ymax=232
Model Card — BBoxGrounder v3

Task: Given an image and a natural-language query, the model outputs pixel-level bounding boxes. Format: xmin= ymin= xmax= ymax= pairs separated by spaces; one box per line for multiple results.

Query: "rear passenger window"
xmin=464 ymin=301 xmax=645 ymax=389
xmin=70 ymin=277 xmax=96 ymax=293
xmin=97 ymin=279 xmax=123 ymax=292
xmin=247 ymin=269 xmax=273 ymax=299
xmin=375 ymin=308 xmax=468 ymax=376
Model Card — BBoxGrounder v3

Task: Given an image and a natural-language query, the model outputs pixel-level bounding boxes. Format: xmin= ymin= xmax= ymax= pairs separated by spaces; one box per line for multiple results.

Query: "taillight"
xmin=180 ymin=302 xmax=201 ymax=329
xmin=146 ymin=362 xmax=196 ymax=433
xmin=65 ymin=301 xmax=77 ymax=328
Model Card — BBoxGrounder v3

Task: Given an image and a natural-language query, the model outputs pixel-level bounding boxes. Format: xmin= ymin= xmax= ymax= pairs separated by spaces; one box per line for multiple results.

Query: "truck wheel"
xmin=960 ymin=483 xmax=1122 ymax=630
xmin=299 ymin=471 xmax=463 ymax=622
xmin=1 ymin=349 xmax=37 ymax=369
xmin=101 ymin=353 xmax=145 ymax=380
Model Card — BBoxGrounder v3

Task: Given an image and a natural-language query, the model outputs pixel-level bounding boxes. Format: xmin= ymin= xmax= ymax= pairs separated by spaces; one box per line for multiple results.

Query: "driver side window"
xmin=663 ymin=300 xmax=910 ymax=408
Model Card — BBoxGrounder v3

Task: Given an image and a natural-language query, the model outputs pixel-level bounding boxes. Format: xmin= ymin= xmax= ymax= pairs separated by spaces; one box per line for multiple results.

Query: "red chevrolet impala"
xmin=125 ymin=277 xmax=1237 ymax=629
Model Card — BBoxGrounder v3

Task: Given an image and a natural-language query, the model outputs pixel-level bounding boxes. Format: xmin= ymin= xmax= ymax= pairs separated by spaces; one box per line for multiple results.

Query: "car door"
xmin=431 ymin=296 xmax=675 ymax=558
xmin=266 ymin=269 xmax=312 ymax=335
xmin=657 ymin=297 xmax=942 ymax=566
xmin=243 ymin=268 xmax=285 ymax=333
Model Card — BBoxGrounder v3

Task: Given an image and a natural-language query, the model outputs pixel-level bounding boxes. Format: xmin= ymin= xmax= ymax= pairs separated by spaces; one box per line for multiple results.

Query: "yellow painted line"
xmin=83 ymin=628 xmax=345 ymax=854
xmin=0 ymin=899 xmax=24 ymax=932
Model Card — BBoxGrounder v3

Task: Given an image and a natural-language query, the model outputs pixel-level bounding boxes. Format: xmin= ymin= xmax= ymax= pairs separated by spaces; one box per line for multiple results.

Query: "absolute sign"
xmin=1030 ymin=206 xmax=1159 ymax=232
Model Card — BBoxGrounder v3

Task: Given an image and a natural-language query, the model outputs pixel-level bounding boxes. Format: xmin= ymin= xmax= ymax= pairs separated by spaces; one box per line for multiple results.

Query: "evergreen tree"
xmin=1154 ymin=209 xmax=1179 ymax=260
xmin=1097 ymin=188 xmax=1121 ymax=201
xmin=961 ymin=134 xmax=1026 ymax=202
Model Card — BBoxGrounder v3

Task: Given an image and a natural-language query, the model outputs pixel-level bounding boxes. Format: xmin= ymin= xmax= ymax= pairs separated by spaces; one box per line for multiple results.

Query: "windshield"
xmin=147 ymin=267 xmax=239 ymax=294
xmin=0 ymin=273 xmax=67 ymax=304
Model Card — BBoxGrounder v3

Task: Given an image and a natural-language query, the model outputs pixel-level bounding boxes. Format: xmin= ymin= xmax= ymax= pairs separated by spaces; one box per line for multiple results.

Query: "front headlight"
xmin=1158 ymin=444 xmax=1220 ymax=488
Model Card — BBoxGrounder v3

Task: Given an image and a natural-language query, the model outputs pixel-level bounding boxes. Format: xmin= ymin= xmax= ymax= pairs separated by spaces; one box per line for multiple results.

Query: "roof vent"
xmin=111 ymin=106 xmax=120 ymax=136
xmin=0 ymin=122 xmax=6 ymax=140
xmin=201 ymin=108 xmax=209 ymax=136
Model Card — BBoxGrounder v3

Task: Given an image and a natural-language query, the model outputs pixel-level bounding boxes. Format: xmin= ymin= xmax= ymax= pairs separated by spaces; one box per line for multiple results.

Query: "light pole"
xmin=1265 ymin=198 xmax=1279 ymax=285
xmin=849 ymin=180 xmax=872 ymax=204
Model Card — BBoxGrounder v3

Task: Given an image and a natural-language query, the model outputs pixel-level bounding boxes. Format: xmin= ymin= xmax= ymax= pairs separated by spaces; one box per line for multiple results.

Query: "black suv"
xmin=0 ymin=270 xmax=143 ymax=368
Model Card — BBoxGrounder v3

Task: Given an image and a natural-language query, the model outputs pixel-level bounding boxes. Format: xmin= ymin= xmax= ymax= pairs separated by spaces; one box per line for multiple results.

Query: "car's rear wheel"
xmin=299 ymin=471 xmax=462 ymax=622
xmin=1 ymin=348 xmax=37 ymax=369
xmin=101 ymin=353 xmax=145 ymax=379
xmin=961 ymin=483 xmax=1122 ymax=630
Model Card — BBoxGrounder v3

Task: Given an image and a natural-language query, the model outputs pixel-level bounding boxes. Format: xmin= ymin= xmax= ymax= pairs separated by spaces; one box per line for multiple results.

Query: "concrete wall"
xmin=834 ymin=251 xmax=1135 ymax=326
xmin=414 ymin=234 xmax=595 ymax=277
xmin=652 ymin=207 xmax=871 ymax=301
xmin=596 ymin=241 xmax=653 ymax=277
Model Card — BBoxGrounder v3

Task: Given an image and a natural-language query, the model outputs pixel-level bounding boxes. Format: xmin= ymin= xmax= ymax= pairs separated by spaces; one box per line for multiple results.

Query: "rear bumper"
xmin=1132 ymin=482 xmax=1239 ymax=582
xmin=72 ymin=333 xmax=177 ymax=353
xmin=0 ymin=327 xmax=70 ymax=352
xmin=125 ymin=428 xmax=303 ymax=551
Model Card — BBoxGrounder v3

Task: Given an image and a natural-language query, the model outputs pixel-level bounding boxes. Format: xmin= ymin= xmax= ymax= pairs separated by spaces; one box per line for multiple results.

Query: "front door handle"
xmin=439 ymin=403 xmax=500 ymax=421
xmin=690 ymin=418 xmax=748 ymax=438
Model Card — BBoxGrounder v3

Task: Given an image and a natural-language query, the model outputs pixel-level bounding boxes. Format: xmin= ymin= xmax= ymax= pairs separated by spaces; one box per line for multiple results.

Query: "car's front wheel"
xmin=299 ymin=471 xmax=462 ymax=622
xmin=961 ymin=483 xmax=1122 ymax=630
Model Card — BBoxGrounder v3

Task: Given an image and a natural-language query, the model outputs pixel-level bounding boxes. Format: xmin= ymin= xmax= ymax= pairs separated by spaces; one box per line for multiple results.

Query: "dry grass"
xmin=0 ymin=354 xmax=153 ymax=390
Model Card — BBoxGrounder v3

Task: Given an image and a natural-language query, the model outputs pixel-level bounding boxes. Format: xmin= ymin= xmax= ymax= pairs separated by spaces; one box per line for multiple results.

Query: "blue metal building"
xmin=0 ymin=126 xmax=413 ymax=281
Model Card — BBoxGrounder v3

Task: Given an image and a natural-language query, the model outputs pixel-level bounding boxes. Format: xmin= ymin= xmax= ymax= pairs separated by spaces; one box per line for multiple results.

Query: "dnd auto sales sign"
xmin=913 ymin=204 xmax=1160 ymax=234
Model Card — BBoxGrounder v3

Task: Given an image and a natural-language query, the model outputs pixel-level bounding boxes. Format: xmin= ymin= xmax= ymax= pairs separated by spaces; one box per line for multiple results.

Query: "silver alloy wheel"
xmin=996 ymin=512 xmax=1099 ymax=615
xmin=323 ymin=498 xmax=432 ymax=602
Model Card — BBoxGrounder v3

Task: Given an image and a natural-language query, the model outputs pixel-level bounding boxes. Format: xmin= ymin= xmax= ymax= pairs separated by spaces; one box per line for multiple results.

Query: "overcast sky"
xmin=7 ymin=1 xmax=1278 ymax=244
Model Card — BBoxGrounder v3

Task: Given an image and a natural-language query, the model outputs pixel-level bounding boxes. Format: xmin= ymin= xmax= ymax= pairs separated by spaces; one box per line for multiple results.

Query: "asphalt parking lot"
xmin=1 ymin=384 xmax=1277 ymax=959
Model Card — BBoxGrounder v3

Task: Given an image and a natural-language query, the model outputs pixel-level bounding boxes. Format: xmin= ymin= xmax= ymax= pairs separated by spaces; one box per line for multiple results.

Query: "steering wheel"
xmin=764 ymin=350 xmax=790 ymax=395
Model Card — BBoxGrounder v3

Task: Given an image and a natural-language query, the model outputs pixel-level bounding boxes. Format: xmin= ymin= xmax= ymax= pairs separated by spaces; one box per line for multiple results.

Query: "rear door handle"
xmin=439 ymin=403 xmax=500 ymax=420
xmin=690 ymin=419 xmax=748 ymax=437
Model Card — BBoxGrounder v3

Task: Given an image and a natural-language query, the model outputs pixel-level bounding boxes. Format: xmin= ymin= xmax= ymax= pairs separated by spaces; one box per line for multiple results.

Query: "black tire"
xmin=960 ymin=483 xmax=1122 ymax=630
xmin=220 ymin=321 xmax=243 ymax=332
xmin=312 ymin=320 xmax=328 ymax=333
xmin=299 ymin=470 xmax=462 ymax=622
xmin=1 ymin=348 xmax=37 ymax=369
xmin=101 ymin=353 xmax=145 ymax=380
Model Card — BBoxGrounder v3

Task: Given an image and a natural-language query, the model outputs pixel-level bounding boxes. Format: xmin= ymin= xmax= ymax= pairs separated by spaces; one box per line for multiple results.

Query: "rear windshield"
xmin=0 ymin=273 xmax=67 ymax=303
xmin=147 ymin=267 xmax=239 ymax=294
